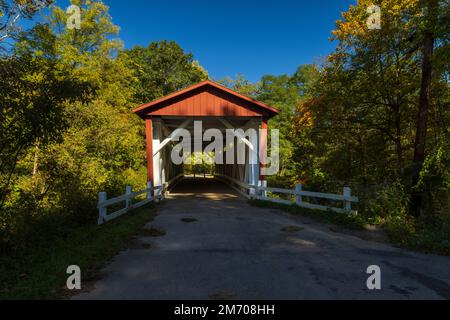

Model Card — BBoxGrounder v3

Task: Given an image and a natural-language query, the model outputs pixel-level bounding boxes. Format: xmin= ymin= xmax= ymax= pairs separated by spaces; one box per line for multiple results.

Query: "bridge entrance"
xmin=132 ymin=80 xmax=279 ymax=197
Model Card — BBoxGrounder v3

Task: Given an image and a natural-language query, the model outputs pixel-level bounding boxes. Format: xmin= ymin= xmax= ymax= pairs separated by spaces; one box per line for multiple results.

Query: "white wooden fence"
xmin=215 ymin=173 xmax=358 ymax=213
xmin=97 ymin=182 xmax=159 ymax=225
xmin=97 ymin=173 xmax=184 ymax=225
xmin=98 ymin=173 xmax=359 ymax=225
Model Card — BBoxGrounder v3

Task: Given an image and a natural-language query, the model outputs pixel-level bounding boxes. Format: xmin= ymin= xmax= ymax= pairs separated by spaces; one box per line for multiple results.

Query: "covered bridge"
xmin=132 ymin=80 xmax=279 ymax=196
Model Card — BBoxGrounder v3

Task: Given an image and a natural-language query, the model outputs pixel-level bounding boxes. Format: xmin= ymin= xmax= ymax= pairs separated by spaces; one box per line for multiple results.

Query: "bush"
xmin=366 ymin=180 xmax=410 ymax=219
xmin=384 ymin=214 xmax=415 ymax=245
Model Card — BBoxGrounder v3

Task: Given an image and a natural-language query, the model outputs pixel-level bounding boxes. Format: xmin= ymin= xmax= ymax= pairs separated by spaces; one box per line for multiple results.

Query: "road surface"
xmin=75 ymin=177 xmax=450 ymax=300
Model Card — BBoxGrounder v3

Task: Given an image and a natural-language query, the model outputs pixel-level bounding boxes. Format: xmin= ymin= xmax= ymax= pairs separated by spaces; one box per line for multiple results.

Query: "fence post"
xmin=259 ymin=180 xmax=267 ymax=197
xmin=249 ymin=180 xmax=256 ymax=198
xmin=146 ymin=181 xmax=152 ymax=201
xmin=154 ymin=185 xmax=161 ymax=203
xmin=98 ymin=192 xmax=107 ymax=225
xmin=295 ymin=184 xmax=303 ymax=206
xmin=161 ymin=183 xmax=167 ymax=200
xmin=343 ymin=187 xmax=351 ymax=211
xmin=125 ymin=186 xmax=132 ymax=211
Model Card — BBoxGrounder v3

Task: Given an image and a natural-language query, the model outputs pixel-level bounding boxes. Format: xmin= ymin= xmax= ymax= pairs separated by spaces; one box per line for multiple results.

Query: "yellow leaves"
xmin=292 ymin=98 xmax=321 ymax=132
xmin=332 ymin=4 xmax=369 ymax=41
xmin=333 ymin=19 xmax=367 ymax=40
xmin=332 ymin=0 xmax=422 ymax=43
xmin=192 ymin=60 xmax=209 ymax=80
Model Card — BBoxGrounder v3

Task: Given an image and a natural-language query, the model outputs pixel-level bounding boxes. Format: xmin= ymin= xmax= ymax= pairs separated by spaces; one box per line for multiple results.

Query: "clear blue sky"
xmin=58 ymin=0 xmax=356 ymax=82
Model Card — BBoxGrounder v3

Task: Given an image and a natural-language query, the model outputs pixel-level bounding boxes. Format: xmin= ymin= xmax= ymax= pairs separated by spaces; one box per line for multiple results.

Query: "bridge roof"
xmin=132 ymin=80 xmax=279 ymax=118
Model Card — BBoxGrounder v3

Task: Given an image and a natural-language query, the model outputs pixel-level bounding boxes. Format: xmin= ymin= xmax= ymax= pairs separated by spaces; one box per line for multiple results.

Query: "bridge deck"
xmin=169 ymin=176 xmax=243 ymax=200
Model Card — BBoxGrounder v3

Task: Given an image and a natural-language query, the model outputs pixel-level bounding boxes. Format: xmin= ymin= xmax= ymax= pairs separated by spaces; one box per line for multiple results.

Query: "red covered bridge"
xmin=132 ymin=79 xmax=279 ymax=195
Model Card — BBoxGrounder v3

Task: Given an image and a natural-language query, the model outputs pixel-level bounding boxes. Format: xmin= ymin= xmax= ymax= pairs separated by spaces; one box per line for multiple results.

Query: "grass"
xmin=249 ymin=199 xmax=366 ymax=230
xmin=0 ymin=204 xmax=157 ymax=300
xmin=384 ymin=215 xmax=450 ymax=256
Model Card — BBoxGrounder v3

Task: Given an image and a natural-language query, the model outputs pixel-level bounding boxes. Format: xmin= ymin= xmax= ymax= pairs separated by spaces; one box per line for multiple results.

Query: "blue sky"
xmin=56 ymin=0 xmax=355 ymax=82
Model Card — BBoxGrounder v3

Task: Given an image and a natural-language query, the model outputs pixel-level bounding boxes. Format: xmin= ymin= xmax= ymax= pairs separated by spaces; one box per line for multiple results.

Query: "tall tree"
xmin=217 ymin=74 xmax=260 ymax=98
xmin=2 ymin=0 xmax=141 ymax=221
xmin=257 ymin=66 xmax=319 ymax=177
xmin=411 ymin=0 xmax=440 ymax=215
xmin=0 ymin=0 xmax=52 ymax=47
xmin=124 ymin=41 xmax=208 ymax=104
xmin=290 ymin=0 xmax=449 ymax=218
xmin=0 ymin=54 xmax=91 ymax=209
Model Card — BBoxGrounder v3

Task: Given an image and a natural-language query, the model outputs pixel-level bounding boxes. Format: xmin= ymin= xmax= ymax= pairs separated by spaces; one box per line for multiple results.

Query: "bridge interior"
xmin=168 ymin=176 xmax=242 ymax=200
xmin=132 ymin=80 xmax=278 ymax=197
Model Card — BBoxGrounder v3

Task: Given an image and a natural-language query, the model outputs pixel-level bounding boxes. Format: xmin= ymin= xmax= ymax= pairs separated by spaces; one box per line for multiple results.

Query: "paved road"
xmin=75 ymin=177 xmax=450 ymax=300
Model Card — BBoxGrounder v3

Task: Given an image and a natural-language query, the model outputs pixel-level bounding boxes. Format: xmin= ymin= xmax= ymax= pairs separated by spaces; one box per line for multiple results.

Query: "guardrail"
xmin=214 ymin=173 xmax=358 ymax=213
xmin=165 ymin=173 xmax=184 ymax=191
xmin=214 ymin=173 xmax=252 ymax=198
xmin=97 ymin=174 xmax=186 ymax=225
xmin=97 ymin=182 xmax=163 ymax=225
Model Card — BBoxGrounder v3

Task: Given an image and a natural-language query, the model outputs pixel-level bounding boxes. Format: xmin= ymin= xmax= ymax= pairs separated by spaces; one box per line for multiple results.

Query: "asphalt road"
xmin=75 ymin=177 xmax=450 ymax=300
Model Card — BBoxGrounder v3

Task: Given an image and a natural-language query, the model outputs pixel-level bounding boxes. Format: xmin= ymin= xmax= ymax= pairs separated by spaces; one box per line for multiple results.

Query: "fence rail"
xmin=215 ymin=173 xmax=358 ymax=213
xmin=99 ymin=173 xmax=359 ymax=225
xmin=97 ymin=182 xmax=165 ymax=225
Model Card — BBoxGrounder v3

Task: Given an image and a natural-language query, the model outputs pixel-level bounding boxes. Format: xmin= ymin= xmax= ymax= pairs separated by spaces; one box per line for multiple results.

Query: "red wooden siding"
xmin=145 ymin=89 xmax=261 ymax=117
xmin=133 ymin=80 xmax=279 ymax=119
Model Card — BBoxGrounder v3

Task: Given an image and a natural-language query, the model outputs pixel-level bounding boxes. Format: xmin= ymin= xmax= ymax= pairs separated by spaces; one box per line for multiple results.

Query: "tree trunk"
xmin=32 ymin=141 xmax=40 ymax=176
xmin=394 ymin=106 xmax=405 ymax=178
xmin=411 ymin=0 xmax=437 ymax=216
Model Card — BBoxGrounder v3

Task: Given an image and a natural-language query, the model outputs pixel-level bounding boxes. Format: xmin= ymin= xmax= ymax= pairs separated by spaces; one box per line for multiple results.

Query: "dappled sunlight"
xmin=286 ymin=237 xmax=317 ymax=248
xmin=168 ymin=177 xmax=243 ymax=200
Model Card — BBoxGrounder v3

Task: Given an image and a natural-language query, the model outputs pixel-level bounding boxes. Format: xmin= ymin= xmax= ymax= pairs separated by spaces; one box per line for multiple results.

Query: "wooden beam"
xmin=218 ymin=118 xmax=255 ymax=151
xmin=153 ymin=119 xmax=162 ymax=188
xmin=153 ymin=119 xmax=192 ymax=156
xmin=145 ymin=118 xmax=154 ymax=184
xmin=260 ymin=118 xmax=267 ymax=181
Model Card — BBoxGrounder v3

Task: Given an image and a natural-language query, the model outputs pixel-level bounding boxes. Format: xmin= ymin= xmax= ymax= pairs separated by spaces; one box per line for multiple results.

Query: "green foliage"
xmin=1 ymin=0 xmax=141 ymax=252
xmin=0 ymin=205 xmax=156 ymax=299
xmin=0 ymin=0 xmax=448 ymax=260
xmin=416 ymin=135 xmax=450 ymax=215
xmin=366 ymin=180 xmax=410 ymax=219
xmin=287 ymin=0 xmax=449 ymax=254
xmin=257 ymin=67 xmax=320 ymax=177
xmin=124 ymin=41 xmax=208 ymax=103
xmin=218 ymin=66 xmax=320 ymax=178
xmin=0 ymin=1 xmax=208 ymax=253
xmin=183 ymin=152 xmax=215 ymax=176
xmin=0 ymin=54 xmax=92 ymax=210
xmin=249 ymin=199 xmax=366 ymax=231
xmin=217 ymin=74 xmax=260 ymax=98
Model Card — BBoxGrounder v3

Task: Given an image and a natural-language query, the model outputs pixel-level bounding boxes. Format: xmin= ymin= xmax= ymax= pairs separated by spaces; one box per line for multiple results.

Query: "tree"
xmin=0 ymin=53 xmax=91 ymax=209
xmin=218 ymin=68 xmax=319 ymax=179
xmin=124 ymin=41 xmax=208 ymax=104
xmin=257 ymin=66 xmax=319 ymax=177
xmin=217 ymin=74 xmax=260 ymax=98
xmin=411 ymin=0 xmax=441 ymax=215
xmin=289 ymin=0 xmax=449 ymax=221
xmin=1 ymin=0 xmax=143 ymax=248
xmin=0 ymin=0 xmax=52 ymax=47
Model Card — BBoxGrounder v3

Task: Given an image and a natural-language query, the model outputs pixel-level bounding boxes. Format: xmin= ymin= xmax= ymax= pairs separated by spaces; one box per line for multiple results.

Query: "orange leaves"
xmin=292 ymin=98 xmax=322 ymax=133
xmin=332 ymin=18 xmax=366 ymax=41
xmin=331 ymin=0 xmax=421 ymax=45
